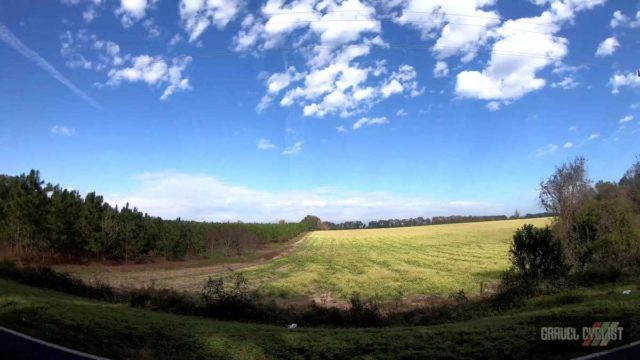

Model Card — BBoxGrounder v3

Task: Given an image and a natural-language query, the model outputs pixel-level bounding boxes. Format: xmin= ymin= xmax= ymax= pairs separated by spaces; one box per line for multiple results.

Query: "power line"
xmin=261 ymin=9 xmax=556 ymax=28
xmin=196 ymin=43 xmax=563 ymax=61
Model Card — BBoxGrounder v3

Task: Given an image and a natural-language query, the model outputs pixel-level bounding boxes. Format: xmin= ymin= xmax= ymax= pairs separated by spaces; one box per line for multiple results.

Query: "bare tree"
xmin=539 ymin=157 xmax=592 ymax=265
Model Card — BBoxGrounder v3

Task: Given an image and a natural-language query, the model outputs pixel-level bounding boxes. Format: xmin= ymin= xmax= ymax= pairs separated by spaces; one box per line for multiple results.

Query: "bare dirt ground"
xmin=55 ymin=234 xmax=309 ymax=293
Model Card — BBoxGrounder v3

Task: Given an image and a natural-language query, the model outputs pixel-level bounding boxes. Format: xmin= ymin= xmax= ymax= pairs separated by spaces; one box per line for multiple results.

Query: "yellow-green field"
xmin=241 ymin=218 xmax=551 ymax=300
xmin=63 ymin=218 xmax=551 ymax=302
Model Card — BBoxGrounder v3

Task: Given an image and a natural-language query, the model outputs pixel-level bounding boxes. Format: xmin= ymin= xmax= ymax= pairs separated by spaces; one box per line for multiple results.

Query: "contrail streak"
xmin=0 ymin=23 xmax=101 ymax=109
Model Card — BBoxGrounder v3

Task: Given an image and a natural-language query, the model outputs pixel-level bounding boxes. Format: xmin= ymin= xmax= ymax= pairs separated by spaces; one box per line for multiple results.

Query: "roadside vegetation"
xmin=0 ymin=276 xmax=638 ymax=359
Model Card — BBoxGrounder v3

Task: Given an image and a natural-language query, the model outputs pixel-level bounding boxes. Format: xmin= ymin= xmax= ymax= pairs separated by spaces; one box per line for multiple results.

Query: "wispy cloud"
xmin=353 ymin=116 xmax=389 ymax=130
xmin=257 ymin=138 xmax=275 ymax=150
xmin=585 ymin=133 xmax=600 ymax=141
xmin=51 ymin=125 xmax=76 ymax=137
xmin=620 ymin=115 xmax=633 ymax=123
xmin=104 ymin=172 xmax=505 ymax=222
xmin=336 ymin=125 xmax=347 ymax=133
xmin=282 ymin=141 xmax=303 ymax=155
xmin=563 ymin=142 xmax=573 ymax=149
xmin=534 ymin=144 xmax=559 ymax=157
xmin=0 ymin=22 xmax=101 ymax=109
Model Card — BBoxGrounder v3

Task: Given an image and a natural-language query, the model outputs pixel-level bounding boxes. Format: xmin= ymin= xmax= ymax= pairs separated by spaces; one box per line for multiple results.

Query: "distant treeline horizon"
xmin=322 ymin=212 xmax=553 ymax=230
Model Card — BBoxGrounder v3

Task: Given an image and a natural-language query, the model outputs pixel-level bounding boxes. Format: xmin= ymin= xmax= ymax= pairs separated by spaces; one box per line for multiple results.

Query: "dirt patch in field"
xmin=56 ymin=233 xmax=309 ymax=292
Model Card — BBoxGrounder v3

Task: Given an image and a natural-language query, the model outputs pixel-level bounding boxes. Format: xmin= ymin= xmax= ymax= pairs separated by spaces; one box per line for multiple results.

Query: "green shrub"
xmin=510 ymin=224 xmax=567 ymax=282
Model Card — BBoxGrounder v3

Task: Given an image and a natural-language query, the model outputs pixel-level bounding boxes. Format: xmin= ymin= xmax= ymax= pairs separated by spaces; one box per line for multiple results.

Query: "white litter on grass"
xmin=622 ymin=290 xmax=631 ymax=295
xmin=287 ymin=323 xmax=298 ymax=329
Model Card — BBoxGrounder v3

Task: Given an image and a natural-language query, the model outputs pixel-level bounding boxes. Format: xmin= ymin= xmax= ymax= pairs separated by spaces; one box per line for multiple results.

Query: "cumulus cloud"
xmin=235 ymin=0 xmax=421 ymax=118
xmin=103 ymin=172 xmax=503 ymax=222
xmin=595 ymin=37 xmax=619 ymax=57
xmin=336 ymin=125 xmax=347 ymax=132
xmin=107 ymin=55 xmax=192 ymax=100
xmin=608 ymin=10 xmax=640 ymax=29
xmin=433 ymin=61 xmax=449 ymax=78
xmin=551 ymin=76 xmax=579 ymax=89
xmin=117 ymin=0 xmax=155 ymax=28
xmin=51 ymin=125 xmax=76 ymax=137
xmin=282 ymin=141 xmax=303 ymax=155
xmin=61 ymin=31 xmax=127 ymax=72
xmin=352 ymin=116 xmax=388 ymax=130
xmin=180 ymin=0 xmax=244 ymax=42
xmin=563 ymin=142 xmax=573 ymax=149
xmin=257 ymin=138 xmax=275 ymax=149
xmin=610 ymin=71 xmax=640 ymax=94
xmin=396 ymin=108 xmax=408 ymax=117
xmin=610 ymin=10 xmax=629 ymax=28
xmin=394 ymin=0 xmax=501 ymax=61
xmin=454 ymin=0 xmax=604 ymax=103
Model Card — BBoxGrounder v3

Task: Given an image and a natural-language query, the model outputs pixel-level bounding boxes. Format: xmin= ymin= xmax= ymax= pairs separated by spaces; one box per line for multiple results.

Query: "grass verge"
xmin=0 ymin=277 xmax=638 ymax=359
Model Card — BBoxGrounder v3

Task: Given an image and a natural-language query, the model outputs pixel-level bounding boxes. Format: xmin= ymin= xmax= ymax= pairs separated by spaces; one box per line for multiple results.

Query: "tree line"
xmin=0 ymin=170 xmax=309 ymax=262
xmin=323 ymin=213 xmax=551 ymax=230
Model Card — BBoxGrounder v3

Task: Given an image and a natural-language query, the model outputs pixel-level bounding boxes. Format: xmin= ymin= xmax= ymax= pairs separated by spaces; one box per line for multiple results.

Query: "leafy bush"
xmin=510 ymin=224 xmax=567 ymax=282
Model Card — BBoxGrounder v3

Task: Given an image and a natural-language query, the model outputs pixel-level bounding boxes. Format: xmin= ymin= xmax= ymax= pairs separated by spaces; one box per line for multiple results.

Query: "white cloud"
xmin=235 ymin=1 xmax=420 ymax=118
xmin=608 ymin=10 xmax=640 ymax=29
xmin=169 ymin=33 xmax=183 ymax=47
xmin=620 ymin=115 xmax=633 ymax=123
xmin=396 ymin=108 xmax=408 ymax=117
xmin=455 ymin=0 xmax=604 ymax=102
xmin=534 ymin=144 xmax=559 ymax=157
xmin=336 ymin=125 xmax=347 ymax=132
xmin=180 ymin=0 xmax=244 ymax=42
xmin=580 ymin=133 xmax=600 ymax=145
xmin=61 ymin=0 xmax=103 ymax=23
xmin=353 ymin=116 xmax=388 ymax=130
xmin=274 ymin=62 xmax=420 ymax=118
xmin=394 ymin=0 xmax=501 ymax=61
xmin=563 ymin=142 xmax=573 ymax=148
xmin=595 ymin=37 xmax=619 ymax=57
xmin=107 ymin=55 xmax=192 ymax=100
xmin=551 ymin=76 xmax=579 ymax=89
xmin=104 ymin=172 xmax=503 ymax=222
xmin=117 ymin=0 xmax=154 ymax=28
xmin=569 ymin=125 xmax=577 ymax=131
xmin=610 ymin=10 xmax=629 ymax=28
xmin=282 ymin=141 xmax=303 ymax=155
xmin=610 ymin=71 xmax=640 ymax=94
xmin=51 ymin=125 xmax=76 ymax=137
xmin=486 ymin=101 xmax=501 ymax=111
xmin=433 ymin=61 xmax=449 ymax=78
xmin=257 ymin=138 xmax=275 ymax=150
xmin=0 ymin=23 xmax=101 ymax=109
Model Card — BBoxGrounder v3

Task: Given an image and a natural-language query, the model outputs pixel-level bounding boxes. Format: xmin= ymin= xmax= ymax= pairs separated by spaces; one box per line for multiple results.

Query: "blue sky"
xmin=1 ymin=0 xmax=639 ymax=222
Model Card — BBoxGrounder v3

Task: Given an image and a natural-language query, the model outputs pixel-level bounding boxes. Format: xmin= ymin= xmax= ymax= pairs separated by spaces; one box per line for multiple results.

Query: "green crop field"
xmin=241 ymin=218 xmax=551 ymax=300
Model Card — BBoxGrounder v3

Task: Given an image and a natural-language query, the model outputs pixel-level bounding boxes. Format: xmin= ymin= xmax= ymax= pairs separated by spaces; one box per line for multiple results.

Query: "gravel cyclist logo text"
xmin=540 ymin=322 xmax=623 ymax=346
